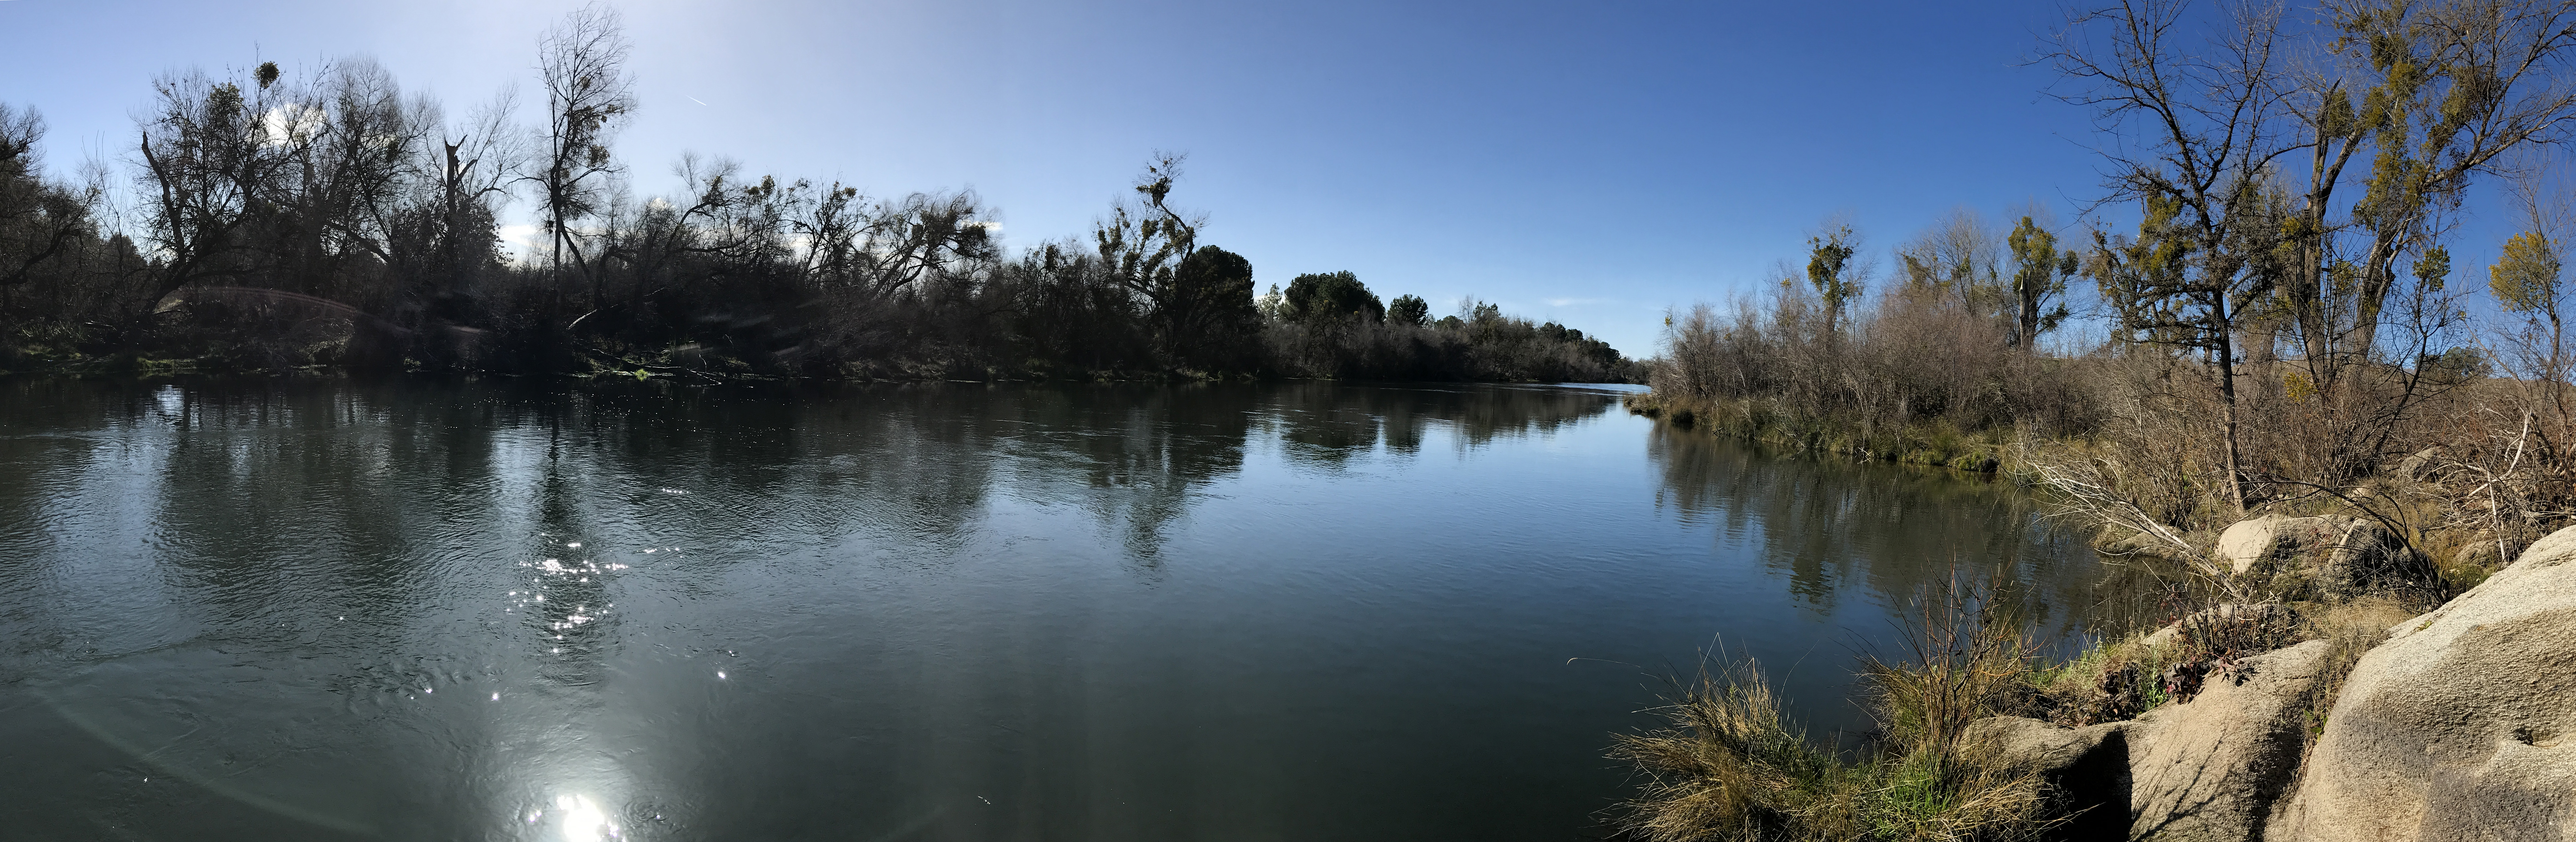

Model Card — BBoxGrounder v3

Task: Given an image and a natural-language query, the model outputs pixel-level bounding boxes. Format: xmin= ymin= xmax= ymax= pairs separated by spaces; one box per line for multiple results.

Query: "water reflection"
xmin=0 ymin=377 xmax=2099 ymax=841
xmin=1647 ymin=423 xmax=2111 ymax=638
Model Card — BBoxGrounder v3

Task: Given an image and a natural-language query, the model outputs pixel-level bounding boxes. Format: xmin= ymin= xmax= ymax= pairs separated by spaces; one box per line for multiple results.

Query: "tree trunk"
xmin=2216 ymin=295 xmax=2249 ymax=515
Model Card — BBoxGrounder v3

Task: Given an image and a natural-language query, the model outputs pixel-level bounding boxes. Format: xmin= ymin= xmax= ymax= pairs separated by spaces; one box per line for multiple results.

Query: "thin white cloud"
xmin=1546 ymin=297 xmax=1606 ymax=307
xmin=497 ymin=224 xmax=542 ymax=259
xmin=260 ymin=105 xmax=325 ymax=147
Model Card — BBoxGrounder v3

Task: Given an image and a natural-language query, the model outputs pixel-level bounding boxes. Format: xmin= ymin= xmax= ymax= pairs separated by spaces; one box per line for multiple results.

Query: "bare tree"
xmin=436 ymin=92 xmax=521 ymax=286
xmin=2248 ymin=0 xmax=2576 ymax=405
xmin=272 ymin=58 xmax=420 ymax=298
xmin=1896 ymin=206 xmax=2003 ymax=316
xmin=1093 ymin=154 xmax=1207 ymax=352
xmin=533 ymin=2 xmax=634 ymax=314
xmin=135 ymin=66 xmax=290 ymax=307
xmin=2453 ymin=154 xmax=2576 ymax=557
xmin=0 ymin=105 xmax=102 ymax=293
xmin=2051 ymin=0 xmax=2308 ymax=514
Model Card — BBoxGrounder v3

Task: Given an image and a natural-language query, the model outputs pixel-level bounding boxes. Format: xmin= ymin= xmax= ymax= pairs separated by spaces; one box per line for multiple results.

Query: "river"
xmin=0 ymin=377 xmax=2109 ymax=840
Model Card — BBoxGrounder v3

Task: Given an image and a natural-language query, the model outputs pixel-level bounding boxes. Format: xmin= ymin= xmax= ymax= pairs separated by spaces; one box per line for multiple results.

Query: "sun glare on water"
xmin=555 ymin=794 xmax=618 ymax=842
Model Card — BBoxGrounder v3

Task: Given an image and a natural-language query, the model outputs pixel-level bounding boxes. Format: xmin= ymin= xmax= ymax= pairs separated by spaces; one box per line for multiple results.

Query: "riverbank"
xmin=1610 ymin=397 xmax=2566 ymax=841
xmin=1620 ymin=391 xmax=2010 ymax=474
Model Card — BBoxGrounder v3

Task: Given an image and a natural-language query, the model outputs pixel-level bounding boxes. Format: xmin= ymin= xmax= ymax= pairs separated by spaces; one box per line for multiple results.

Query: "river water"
xmin=0 ymin=378 xmax=2109 ymax=840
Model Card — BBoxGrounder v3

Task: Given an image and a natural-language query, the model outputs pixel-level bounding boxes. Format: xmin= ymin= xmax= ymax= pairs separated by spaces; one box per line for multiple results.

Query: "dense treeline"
xmin=0 ymin=7 xmax=1630 ymax=384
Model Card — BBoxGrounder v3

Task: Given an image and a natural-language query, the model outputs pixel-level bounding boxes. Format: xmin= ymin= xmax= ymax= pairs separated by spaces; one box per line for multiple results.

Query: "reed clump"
xmin=1609 ymin=579 xmax=2056 ymax=842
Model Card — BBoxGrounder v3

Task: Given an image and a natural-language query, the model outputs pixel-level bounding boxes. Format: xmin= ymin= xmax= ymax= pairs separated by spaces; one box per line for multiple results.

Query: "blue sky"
xmin=0 ymin=1 xmax=2265 ymax=356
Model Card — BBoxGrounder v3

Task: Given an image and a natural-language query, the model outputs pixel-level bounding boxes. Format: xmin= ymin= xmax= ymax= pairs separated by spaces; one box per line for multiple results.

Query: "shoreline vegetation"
xmin=0 ymin=7 xmax=1634 ymax=387
xmin=1610 ymin=2 xmax=2576 ymax=840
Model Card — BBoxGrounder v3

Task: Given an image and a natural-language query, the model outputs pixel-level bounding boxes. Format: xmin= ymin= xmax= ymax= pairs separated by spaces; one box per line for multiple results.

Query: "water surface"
xmin=0 ymin=378 xmax=2106 ymax=840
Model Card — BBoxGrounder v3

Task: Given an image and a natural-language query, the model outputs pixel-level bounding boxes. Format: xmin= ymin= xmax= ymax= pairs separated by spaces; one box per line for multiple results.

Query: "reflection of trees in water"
xmin=1259 ymin=382 xmax=1622 ymax=466
xmin=0 ymin=378 xmax=549 ymax=836
xmin=1645 ymin=423 xmax=2111 ymax=637
xmin=693 ymin=382 xmax=1624 ymax=561
xmin=981 ymin=384 xmax=1258 ymax=561
xmin=0 ymin=378 xmax=178 ymax=677
xmin=492 ymin=380 xmax=1005 ymax=563
xmin=0 ymin=379 xmax=1632 ymax=586
xmin=0 ymin=379 xmax=118 ymax=579
xmin=460 ymin=379 xmax=1247 ymax=566
xmin=160 ymin=383 xmax=480 ymax=622
xmin=488 ymin=380 xmax=1621 ymax=567
xmin=0 ymin=378 xmax=511 ymax=647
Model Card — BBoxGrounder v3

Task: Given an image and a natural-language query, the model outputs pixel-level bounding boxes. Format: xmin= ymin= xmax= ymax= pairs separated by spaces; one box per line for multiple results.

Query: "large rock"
xmin=2394 ymin=447 xmax=2441 ymax=482
xmin=2100 ymin=528 xmax=2196 ymax=565
xmin=1969 ymin=716 xmax=2131 ymax=840
xmin=2316 ymin=518 xmax=2438 ymax=600
xmin=2215 ymin=514 xmax=2438 ymax=599
xmin=2270 ymin=525 xmax=2576 ymax=842
xmin=2128 ymin=639 xmax=2332 ymax=841
xmin=2217 ymin=515 xmax=2336 ymax=574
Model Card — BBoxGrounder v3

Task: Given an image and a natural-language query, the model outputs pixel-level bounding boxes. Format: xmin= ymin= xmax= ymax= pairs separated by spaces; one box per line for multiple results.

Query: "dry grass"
xmin=1609 ymin=660 xmax=1859 ymax=841
xmin=1860 ymin=575 xmax=2040 ymax=753
xmin=1609 ymin=659 xmax=2054 ymax=842
xmin=1609 ymin=578 xmax=2060 ymax=842
xmin=1644 ymin=286 xmax=2101 ymax=464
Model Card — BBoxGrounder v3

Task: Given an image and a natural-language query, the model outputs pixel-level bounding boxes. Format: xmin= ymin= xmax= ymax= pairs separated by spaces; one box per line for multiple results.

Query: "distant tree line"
xmin=0 ymin=5 xmax=1632 ymax=384
xmin=1647 ymin=211 xmax=2100 ymax=456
